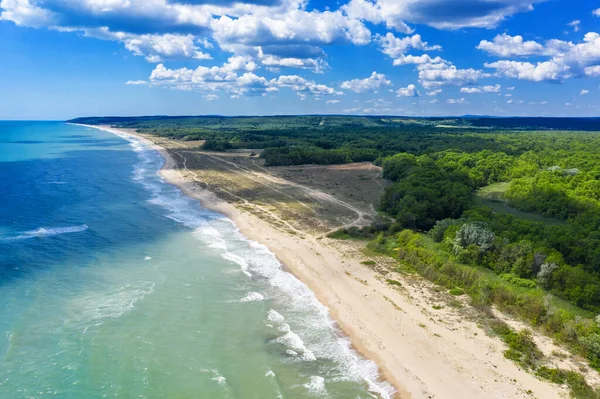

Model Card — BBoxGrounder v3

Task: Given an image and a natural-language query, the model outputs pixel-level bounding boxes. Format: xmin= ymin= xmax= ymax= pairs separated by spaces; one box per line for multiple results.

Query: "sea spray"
xmin=3 ymin=224 xmax=89 ymax=240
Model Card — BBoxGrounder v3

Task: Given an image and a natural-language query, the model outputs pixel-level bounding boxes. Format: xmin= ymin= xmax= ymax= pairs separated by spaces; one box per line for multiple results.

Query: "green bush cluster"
xmin=500 ymin=273 xmax=537 ymax=288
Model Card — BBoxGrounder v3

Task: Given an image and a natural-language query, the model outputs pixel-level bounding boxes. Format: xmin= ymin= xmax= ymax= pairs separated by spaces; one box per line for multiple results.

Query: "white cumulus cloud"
xmin=419 ymin=64 xmax=489 ymax=88
xmin=460 ymin=84 xmax=501 ymax=93
xmin=481 ymin=32 xmax=600 ymax=82
xmin=396 ymin=84 xmax=419 ymax=97
xmin=477 ymin=33 xmax=545 ymax=57
xmin=125 ymin=80 xmax=148 ymax=85
xmin=340 ymin=71 xmax=392 ymax=93
xmin=343 ymin=0 xmax=542 ymax=31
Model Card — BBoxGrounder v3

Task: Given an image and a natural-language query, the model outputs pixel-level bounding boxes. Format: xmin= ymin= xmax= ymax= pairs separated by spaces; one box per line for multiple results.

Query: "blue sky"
xmin=1 ymin=0 xmax=600 ymax=120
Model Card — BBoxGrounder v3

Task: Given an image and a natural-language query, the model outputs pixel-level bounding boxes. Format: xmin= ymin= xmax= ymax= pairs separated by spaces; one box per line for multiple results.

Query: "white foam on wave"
xmin=267 ymin=308 xmax=316 ymax=361
xmin=66 ymin=281 xmax=155 ymax=328
xmin=267 ymin=309 xmax=285 ymax=324
xmin=265 ymin=369 xmax=285 ymax=399
xmin=221 ymin=252 xmax=251 ymax=277
xmin=192 ymin=225 xmax=227 ymax=250
xmin=239 ymin=292 xmax=265 ymax=302
xmin=200 ymin=369 xmax=228 ymax=388
xmin=304 ymin=376 xmax=327 ymax=396
xmin=3 ymin=224 xmax=89 ymax=241
xmin=223 ymin=229 xmax=395 ymax=398
xmin=106 ymin=126 xmax=226 ymax=245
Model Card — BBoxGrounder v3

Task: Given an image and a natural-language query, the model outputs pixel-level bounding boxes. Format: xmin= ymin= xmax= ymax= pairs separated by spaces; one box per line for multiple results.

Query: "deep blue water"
xmin=0 ymin=121 xmax=186 ymax=281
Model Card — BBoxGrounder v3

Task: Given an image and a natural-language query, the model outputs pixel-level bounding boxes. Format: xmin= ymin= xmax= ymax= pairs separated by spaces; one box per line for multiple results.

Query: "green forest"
xmin=71 ymin=115 xmax=600 ymax=384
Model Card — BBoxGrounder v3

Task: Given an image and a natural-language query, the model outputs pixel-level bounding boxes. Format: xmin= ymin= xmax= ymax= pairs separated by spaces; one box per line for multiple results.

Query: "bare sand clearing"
xmin=84 ymin=124 xmax=567 ymax=399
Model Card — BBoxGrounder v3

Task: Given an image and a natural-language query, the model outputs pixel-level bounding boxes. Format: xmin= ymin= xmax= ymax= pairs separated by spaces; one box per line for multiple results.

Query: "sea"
xmin=0 ymin=121 xmax=394 ymax=399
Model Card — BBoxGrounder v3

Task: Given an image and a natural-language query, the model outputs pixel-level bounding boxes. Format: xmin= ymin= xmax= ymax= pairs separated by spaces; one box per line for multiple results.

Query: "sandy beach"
xmin=84 ymin=124 xmax=568 ymax=399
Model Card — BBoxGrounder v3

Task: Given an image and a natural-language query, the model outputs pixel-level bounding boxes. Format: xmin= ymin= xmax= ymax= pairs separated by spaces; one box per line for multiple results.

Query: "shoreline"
xmin=73 ymin=123 xmax=403 ymax=397
xmin=78 ymin=123 xmax=566 ymax=399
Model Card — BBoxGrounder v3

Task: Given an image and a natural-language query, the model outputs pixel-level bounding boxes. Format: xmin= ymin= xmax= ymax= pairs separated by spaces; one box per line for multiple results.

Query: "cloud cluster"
xmin=485 ymin=60 xmax=569 ymax=82
xmin=3 ymin=0 xmax=593 ymax=104
xmin=340 ymin=71 xmax=391 ymax=93
xmin=343 ymin=0 xmax=542 ymax=31
xmin=460 ymin=84 xmax=501 ymax=93
xmin=480 ymin=32 xmax=600 ymax=82
xmin=377 ymin=33 xmax=441 ymax=59
xmin=477 ymin=33 xmax=545 ymax=57
xmin=396 ymin=84 xmax=419 ymax=97
xmin=0 ymin=0 xmax=369 ymax=73
xmin=419 ymin=64 xmax=490 ymax=88
xmin=376 ymin=31 xmax=490 ymax=89
xmin=122 ymin=33 xmax=212 ymax=62
xmin=148 ymin=59 xmax=342 ymax=99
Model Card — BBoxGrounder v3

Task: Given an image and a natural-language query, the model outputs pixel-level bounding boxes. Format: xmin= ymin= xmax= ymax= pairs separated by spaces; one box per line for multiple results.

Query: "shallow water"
xmin=0 ymin=121 xmax=393 ymax=398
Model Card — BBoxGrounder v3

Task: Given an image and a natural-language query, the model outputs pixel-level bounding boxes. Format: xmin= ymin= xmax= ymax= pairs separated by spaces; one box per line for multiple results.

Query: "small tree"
xmin=430 ymin=218 xmax=458 ymax=243
xmin=453 ymin=222 xmax=495 ymax=253
xmin=580 ymin=333 xmax=600 ymax=370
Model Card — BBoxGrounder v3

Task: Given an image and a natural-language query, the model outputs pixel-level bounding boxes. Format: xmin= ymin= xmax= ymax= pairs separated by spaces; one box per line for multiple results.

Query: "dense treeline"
xmin=379 ymin=145 xmax=600 ymax=310
xmin=69 ymin=115 xmax=600 ymax=167
xmin=261 ymin=146 xmax=379 ymax=166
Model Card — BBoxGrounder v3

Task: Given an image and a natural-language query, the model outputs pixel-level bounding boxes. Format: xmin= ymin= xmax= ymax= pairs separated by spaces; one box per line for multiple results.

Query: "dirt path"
xmin=166 ymin=147 xmax=303 ymax=235
xmin=160 ymin=142 xmax=376 ymax=236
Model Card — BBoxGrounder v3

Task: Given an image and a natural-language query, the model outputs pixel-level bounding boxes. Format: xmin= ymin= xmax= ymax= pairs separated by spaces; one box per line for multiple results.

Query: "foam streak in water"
xmin=3 ymin=224 xmax=89 ymax=240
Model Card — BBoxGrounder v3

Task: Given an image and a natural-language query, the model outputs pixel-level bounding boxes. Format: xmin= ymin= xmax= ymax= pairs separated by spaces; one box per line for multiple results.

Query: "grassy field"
xmin=138 ymin=132 xmax=389 ymax=237
xmin=474 ymin=182 xmax=565 ymax=225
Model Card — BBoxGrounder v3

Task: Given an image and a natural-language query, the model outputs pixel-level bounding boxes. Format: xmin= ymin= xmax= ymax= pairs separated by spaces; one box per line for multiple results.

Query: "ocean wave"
xmin=221 ymin=252 xmax=251 ymax=277
xmin=267 ymin=309 xmax=316 ymax=361
xmin=267 ymin=309 xmax=285 ymax=324
xmin=3 ymin=224 xmax=89 ymax=241
xmin=239 ymin=292 xmax=265 ymax=302
xmin=304 ymin=376 xmax=327 ymax=396
xmin=265 ymin=369 xmax=285 ymax=399
xmin=200 ymin=369 xmax=228 ymax=388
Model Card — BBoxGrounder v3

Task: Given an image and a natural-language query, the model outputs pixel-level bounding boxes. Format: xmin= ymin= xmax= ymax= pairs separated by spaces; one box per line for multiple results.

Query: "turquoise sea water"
xmin=0 ymin=122 xmax=393 ymax=398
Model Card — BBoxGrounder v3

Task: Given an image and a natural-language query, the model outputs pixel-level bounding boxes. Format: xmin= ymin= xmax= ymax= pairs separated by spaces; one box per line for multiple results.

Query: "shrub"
xmin=430 ymin=218 xmax=460 ymax=243
xmin=538 ymin=262 xmax=559 ymax=287
xmin=563 ymin=370 xmax=600 ymax=399
xmin=500 ymin=273 xmax=537 ymax=288
xmin=504 ymin=329 xmax=543 ymax=368
xmin=536 ymin=366 xmax=566 ymax=384
xmin=361 ymin=260 xmax=376 ymax=266
xmin=579 ymin=333 xmax=600 ymax=371
xmin=453 ymin=222 xmax=495 ymax=253
xmin=449 ymin=288 xmax=465 ymax=296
